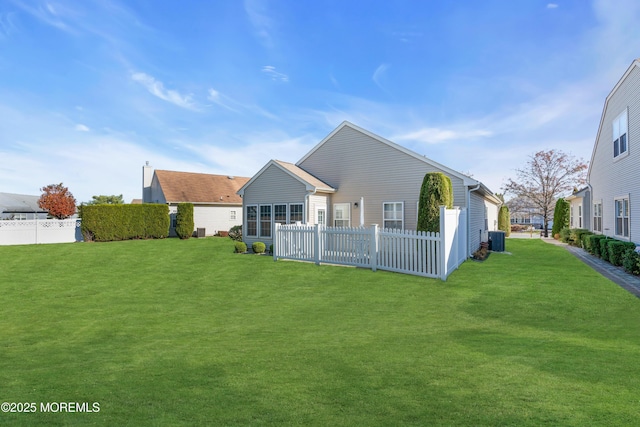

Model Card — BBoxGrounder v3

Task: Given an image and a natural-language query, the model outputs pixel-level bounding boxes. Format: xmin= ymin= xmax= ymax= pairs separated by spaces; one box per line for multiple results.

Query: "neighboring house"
xmin=566 ymin=187 xmax=590 ymax=230
xmin=587 ymin=59 xmax=640 ymax=241
xmin=142 ymin=165 xmax=250 ymax=236
xmin=0 ymin=192 xmax=48 ymax=220
xmin=237 ymin=121 xmax=501 ymax=256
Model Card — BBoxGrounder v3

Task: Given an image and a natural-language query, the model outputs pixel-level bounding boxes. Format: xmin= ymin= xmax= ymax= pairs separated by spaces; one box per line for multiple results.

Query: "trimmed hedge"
xmin=176 ymin=203 xmax=195 ymax=239
xmin=81 ymin=204 xmax=170 ymax=242
xmin=606 ymin=240 xmax=637 ymax=266
xmin=569 ymin=228 xmax=592 ymax=247
xmin=586 ymin=235 xmax=610 ymax=257
xmin=234 ymin=241 xmax=247 ymax=253
xmin=623 ymin=249 xmax=640 ymax=275
xmin=252 ymin=242 xmax=266 ymax=254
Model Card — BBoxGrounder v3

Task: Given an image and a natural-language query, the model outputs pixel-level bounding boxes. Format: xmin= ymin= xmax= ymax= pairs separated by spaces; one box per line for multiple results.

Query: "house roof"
xmin=237 ymin=160 xmax=336 ymax=196
xmin=588 ymin=58 xmax=640 ymax=180
xmin=298 ymin=121 xmax=483 ymax=188
xmin=0 ymin=192 xmax=47 ymax=213
xmin=154 ymin=170 xmax=250 ymax=204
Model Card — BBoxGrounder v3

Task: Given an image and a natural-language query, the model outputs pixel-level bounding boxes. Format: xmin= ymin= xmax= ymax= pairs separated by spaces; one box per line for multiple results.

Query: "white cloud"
xmin=244 ymin=0 xmax=275 ymax=49
xmin=261 ymin=65 xmax=289 ymax=82
xmin=131 ymin=72 xmax=198 ymax=110
xmin=395 ymin=127 xmax=493 ymax=144
xmin=75 ymin=124 xmax=90 ymax=132
xmin=547 ymin=3 xmax=559 ymax=9
xmin=372 ymin=63 xmax=390 ymax=91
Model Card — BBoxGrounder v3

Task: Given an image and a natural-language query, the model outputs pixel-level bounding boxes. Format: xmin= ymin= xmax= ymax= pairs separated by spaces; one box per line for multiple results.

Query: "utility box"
xmin=196 ymin=228 xmax=205 ymax=238
xmin=488 ymin=231 xmax=505 ymax=252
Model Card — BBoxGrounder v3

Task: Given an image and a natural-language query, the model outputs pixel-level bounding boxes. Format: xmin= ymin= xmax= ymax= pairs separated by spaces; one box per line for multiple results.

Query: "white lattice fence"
xmin=0 ymin=219 xmax=82 ymax=245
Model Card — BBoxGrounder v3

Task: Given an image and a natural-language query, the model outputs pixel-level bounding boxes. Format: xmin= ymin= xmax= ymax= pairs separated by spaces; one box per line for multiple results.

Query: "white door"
xmin=315 ymin=206 xmax=327 ymax=226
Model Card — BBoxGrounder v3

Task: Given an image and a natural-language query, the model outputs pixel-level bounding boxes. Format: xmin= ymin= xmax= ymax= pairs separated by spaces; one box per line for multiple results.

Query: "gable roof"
xmin=0 ymin=192 xmax=47 ymax=213
xmin=154 ymin=170 xmax=250 ymax=204
xmin=297 ymin=121 xmax=481 ymax=187
xmin=588 ymin=58 xmax=640 ymax=179
xmin=237 ymin=160 xmax=336 ymax=196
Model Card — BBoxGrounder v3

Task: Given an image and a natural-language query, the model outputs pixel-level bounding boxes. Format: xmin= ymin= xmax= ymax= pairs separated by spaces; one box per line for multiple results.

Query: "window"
xmin=246 ymin=205 xmax=257 ymax=237
xmin=334 ymin=203 xmax=350 ymax=227
xmin=230 ymin=210 xmax=237 ymax=220
xmin=260 ymin=205 xmax=272 ymax=237
xmin=613 ymin=109 xmax=628 ymax=158
xmin=578 ymin=205 xmax=582 ymax=228
xmin=316 ymin=208 xmax=326 ymax=226
xmin=289 ymin=204 xmax=304 ymax=223
xmin=484 ymin=206 xmax=489 ymax=230
xmin=615 ymin=198 xmax=629 ymax=237
xmin=570 ymin=206 xmax=574 ymax=228
xmin=274 ymin=204 xmax=287 ymax=225
xmin=593 ymin=202 xmax=602 ymax=232
xmin=383 ymin=202 xmax=404 ymax=229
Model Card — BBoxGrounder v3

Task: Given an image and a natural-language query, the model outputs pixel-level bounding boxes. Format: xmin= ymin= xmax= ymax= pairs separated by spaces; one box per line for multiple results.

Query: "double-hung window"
xmin=274 ymin=204 xmax=287 ymax=226
xmin=383 ymin=202 xmax=403 ymax=229
xmin=615 ymin=197 xmax=629 ymax=238
xmin=289 ymin=203 xmax=304 ymax=223
xmin=334 ymin=203 xmax=350 ymax=227
xmin=246 ymin=205 xmax=258 ymax=237
xmin=260 ymin=205 xmax=272 ymax=238
xmin=613 ymin=109 xmax=628 ymax=158
xmin=593 ymin=202 xmax=602 ymax=232
xmin=570 ymin=206 xmax=574 ymax=228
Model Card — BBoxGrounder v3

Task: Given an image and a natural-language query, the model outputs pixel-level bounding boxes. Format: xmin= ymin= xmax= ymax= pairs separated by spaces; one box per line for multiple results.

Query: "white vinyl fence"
xmin=0 ymin=219 xmax=82 ymax=245
xmin=274 ymin=207 xmax=467 ymax=280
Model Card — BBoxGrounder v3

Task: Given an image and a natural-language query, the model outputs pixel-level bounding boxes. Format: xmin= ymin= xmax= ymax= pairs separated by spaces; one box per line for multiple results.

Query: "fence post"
xmin=273 ymin=223 xmax=280 ymax=261
xmin=439 ymin=206 xmax=447 ymax=280
xmin=314 ymin=224 xmax=320 ymax=265
xmin=371 ymin=224 xmax=378 ymax=272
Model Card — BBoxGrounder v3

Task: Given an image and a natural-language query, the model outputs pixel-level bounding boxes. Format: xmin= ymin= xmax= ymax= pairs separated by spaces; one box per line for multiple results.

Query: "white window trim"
xmin=289 ymin=203 xmax=304 ymax=224
xmin=383 ymin=201 xmax=404 ymax=230
xmin=593 ymin=200 xmax=603 ymax=233
xmin=246 ymin=204 xmax=258 ymax=237
xmin=613 ymin=108 xmax=629 ymax=160
xmin=614 ymin=195 xmax=630 ymax=239
xmin=230 ymin=210 xmax=237 ymax=221
xmin=333 ymin=203 xmax=351 ymax=227
xmin=259 ymin=204 xmax=272 ymax=238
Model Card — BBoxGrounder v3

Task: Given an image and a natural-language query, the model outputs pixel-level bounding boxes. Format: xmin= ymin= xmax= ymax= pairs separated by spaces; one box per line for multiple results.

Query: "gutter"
xmin=304 ymin=188 xmax=318 ymax=224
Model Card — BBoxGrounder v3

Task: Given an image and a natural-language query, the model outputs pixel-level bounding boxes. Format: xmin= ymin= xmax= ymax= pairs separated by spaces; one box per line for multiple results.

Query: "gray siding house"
xmin=587 ymin=59 xmax=640 ymax=242
xmin=238 ymin=121 xmax=501 ymax=256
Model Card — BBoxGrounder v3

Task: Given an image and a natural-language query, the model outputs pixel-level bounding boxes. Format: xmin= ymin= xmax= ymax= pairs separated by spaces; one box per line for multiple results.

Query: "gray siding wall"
xmin=298 ymin=125 xmax=468 ymax=229
xmin=242 ymin=163 xmax=308 ymax=247
xmin=468 ymin=192 xmax=499 ymax=254
xmin=149 ymin=175 xmax=167 ymax=204
xmin=589 ymin=65 xmax=640 ymax=242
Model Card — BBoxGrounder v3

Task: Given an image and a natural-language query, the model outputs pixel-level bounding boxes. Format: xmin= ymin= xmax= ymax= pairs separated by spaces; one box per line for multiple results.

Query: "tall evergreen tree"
xmin=417 ymin=172 xmax=453 ymax=233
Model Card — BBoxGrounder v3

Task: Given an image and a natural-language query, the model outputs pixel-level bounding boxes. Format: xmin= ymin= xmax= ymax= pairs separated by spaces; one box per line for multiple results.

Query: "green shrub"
xmin=417 ymin=172 xmax=453 ymax=233
xmin=587 ymin=235 xmax=609 ymax=257
xmin=498 ymin=205 xmax=511 ymax=237
xmin=578 ymin=230 xmax=594 ymax=249
xmin=234 ymin=241 xmax=247 ymax=253
xmin=599 ymin=238 xmax=612 ymax=261
xmin=606 ymin=240 xmax=637 ymax=266
xmin=229 ymin=225 xmax=242 ymax=241
xmin=269 ymin=244 xmax=274 ymax=254
xmin=623 ymin=248 xmax=640 ymax=275
xmin=81 ymin=204 xmax=169 ymax=242
xmin=570 ymin=229 xmax=591 ymax=247
xmin=559 ymin=227 xmax=571 ymax=243
xmin=175 ymin=203 xmax=194 ymax=239
xmin=252 ymin=242 xmax=266 ymax=254
xmin=551 ymin=198 xmax=569 ymax=237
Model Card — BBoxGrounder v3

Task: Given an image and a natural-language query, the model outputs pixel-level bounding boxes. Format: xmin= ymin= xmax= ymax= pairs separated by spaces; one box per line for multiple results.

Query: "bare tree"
xmin=503 ymin=150 xmax=587 ymax=237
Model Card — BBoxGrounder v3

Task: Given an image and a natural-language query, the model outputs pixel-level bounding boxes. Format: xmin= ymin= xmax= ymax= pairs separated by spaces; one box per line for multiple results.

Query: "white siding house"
xmin=238 ymin=121 xmax=501 ymax=256
xmin=587 ymin=59 xmax=640 ymax=242
xmin=142 ymin=166 xmax=249 ymax=237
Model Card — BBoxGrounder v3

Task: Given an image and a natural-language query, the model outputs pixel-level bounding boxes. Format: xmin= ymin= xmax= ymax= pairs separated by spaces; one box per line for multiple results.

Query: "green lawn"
xmin=1 ymin=238 xmax=639 ymax=426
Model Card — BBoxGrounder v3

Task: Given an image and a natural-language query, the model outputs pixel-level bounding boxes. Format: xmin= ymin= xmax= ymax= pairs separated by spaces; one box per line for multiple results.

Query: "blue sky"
xmin=1 ymin=0 xmax=639 ymax=203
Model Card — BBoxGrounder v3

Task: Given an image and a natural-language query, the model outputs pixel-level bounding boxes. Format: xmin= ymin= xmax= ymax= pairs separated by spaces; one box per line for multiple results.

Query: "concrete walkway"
xmin=539 ymin=236 xmax=640 ymax=298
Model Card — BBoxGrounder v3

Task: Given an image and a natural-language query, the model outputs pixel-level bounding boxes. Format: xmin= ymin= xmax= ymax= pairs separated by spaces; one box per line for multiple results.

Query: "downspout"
xmin=467 ymin=183 xmax=481 ymax=257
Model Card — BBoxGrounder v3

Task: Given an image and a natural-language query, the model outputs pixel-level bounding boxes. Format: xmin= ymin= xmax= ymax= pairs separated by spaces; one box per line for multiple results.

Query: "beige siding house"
xmin=142 ymin=165 xmax=249 ymax=236
xmin=587 ymin=59 xmax=640 ymax=242
xmin=238 ymin=121 xmax=501 ymax=256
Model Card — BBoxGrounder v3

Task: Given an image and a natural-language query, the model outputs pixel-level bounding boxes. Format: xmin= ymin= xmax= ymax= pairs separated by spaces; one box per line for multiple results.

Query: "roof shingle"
xmin=154 ymin=170 xmax=250 ymax=204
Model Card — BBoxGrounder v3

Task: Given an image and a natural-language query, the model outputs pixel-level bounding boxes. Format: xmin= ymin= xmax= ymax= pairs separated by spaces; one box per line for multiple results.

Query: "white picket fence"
xmin=0 ymin=219 xmax=82 ymax=245
xmin=273 ymin=207 xmax=467 ymax=280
